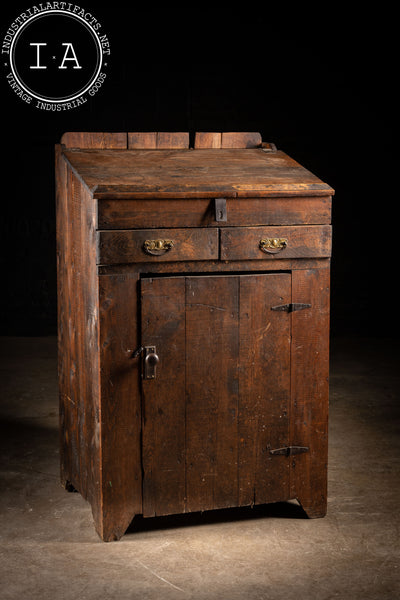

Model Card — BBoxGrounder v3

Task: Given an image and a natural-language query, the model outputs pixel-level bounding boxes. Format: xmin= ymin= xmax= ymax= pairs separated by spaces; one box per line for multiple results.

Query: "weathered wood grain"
xmin=185 ymin=276 xmax=240 ymax=512
xmin=127 ymin=132 xmax=157 ymax=149
xmin=63 ymin=148 xmax=334 ymax=198
xmin=155 ymin=132 xmax=189 ymax=149
xmin=221 ymin=132 xmax=262 ymax=148
xmin=99 ymin=258 xmax=330 ymax=277
xmin=56 ymin=144 xmax=77 ymax=491
xmin=57 ymin=132 xmax=333 ymax=540
xmin=238 ymin=274 xmax=291 ymax=506
xmin=194 ymin=132 xmax=222 ymax=148
xmin=291 ymin=267 xmax=330 ymax=517
xmin=56 ymin=144 xmax=102 ymax=533
xmin=220 ymin=225 xmax=332 ymax=260
xmin=97 ymin=197 xmax=332 ymax=229
xmin=97 ymin=228 xmax=219 ymax=265
xmin=128 ymin=132 xmax=189 ymax=149
xmin=141 ymin=277 xmax=186 ymax=517
xmin=61 ymin=132 xmax=127 ymax=149
xmin=194 ymin=132 xmax=262 ymax=148
xmin=99 ymin=272 xmax=142 ymax=540
xmin=139 ymin=273 xmax=299 ymax=516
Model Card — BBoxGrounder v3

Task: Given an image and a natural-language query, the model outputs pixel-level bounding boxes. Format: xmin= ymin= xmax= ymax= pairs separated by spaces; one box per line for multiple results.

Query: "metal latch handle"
xmin=144 ymin=346 xmax=159 ymax=379
xmin=131 ymin=345 xmax=159 ymax=379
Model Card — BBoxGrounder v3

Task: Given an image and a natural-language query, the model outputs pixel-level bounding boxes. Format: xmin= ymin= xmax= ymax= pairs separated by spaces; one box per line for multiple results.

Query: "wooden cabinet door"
xmin=140 ymin=273 xmax=292 ymax=517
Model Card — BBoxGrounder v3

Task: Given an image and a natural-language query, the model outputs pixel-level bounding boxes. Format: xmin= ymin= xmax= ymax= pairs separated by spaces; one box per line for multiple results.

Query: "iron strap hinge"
xmin=271 ymin=303 xmax=311 ymax=313
xmin=269 ymin=446 xmax=309 ymax=456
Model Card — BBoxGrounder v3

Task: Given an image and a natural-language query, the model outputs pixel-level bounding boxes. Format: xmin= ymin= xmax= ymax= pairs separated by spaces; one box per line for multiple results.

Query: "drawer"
xmin=97 ymin=228 xmax=219 ymax=265
xmin=97 ymin=197 xmax=332 ymax=229
xmin=220 ymin=226 xmax=332 ymax=260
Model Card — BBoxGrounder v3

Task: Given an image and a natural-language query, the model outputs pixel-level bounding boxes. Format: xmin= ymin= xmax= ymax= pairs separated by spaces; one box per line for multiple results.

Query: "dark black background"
xmin=1 ymin=4 xmax=397 ymax=338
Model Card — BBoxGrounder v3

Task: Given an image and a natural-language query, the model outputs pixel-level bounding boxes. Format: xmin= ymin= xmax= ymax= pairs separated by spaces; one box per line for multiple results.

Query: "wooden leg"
xmin=91 ymin=501 xmax=136 ymax=542
xmin=297 ymin=494 xmax=327 ymax=519
xmin=62 ymin=476 xmax=136 ymax=541
xmin=290 ymin=267 xmax=330 ymax=521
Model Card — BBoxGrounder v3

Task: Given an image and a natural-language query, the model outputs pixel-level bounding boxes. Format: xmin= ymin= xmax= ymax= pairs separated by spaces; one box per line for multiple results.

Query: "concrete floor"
xmin=0 ymin=335 xmax=399 ymax=600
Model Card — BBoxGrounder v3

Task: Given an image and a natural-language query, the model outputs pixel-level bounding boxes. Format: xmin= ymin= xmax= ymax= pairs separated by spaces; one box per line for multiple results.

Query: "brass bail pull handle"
xmin=143 ymin=239 xmax=174 ymax=256
xmin=259 ymin=237 xmax=288 ymax=254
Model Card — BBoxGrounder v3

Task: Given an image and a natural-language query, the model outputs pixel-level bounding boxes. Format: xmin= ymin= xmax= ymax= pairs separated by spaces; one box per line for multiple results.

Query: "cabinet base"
xmin=85 ymin=499 xmax=328 ymax=542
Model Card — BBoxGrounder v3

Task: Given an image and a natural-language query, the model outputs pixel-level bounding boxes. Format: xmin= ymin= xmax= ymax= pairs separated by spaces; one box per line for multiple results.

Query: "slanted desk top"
xmin=63 ymin=147 xmax=334 ymax=198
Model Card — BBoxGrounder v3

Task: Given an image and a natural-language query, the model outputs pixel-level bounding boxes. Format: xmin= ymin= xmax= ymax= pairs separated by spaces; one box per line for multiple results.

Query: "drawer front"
xmin=220 ymin=226 xmax=332 ymax=260
xmin=97 ymin=228 xmax=219 ymax=265
xmin=97 ymin=197 xmax=332 ymax=229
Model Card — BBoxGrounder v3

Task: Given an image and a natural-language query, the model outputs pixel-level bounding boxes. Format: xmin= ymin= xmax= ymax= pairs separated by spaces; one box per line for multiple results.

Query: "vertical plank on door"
xmin=185 ymin=276 xmax=240 ymax=512
xmin=141 ymin=277 xmax=186 ymax=517
xmin=238 ymin=274 xmax=292 ymax=506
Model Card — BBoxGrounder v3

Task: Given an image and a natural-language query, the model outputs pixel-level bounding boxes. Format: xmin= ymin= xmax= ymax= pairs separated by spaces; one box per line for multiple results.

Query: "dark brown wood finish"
xmin=97 ymin=228 xmax=219 ymax=265
xmin=141 ymin=277 xmax=187 ymax=517
xmin=220 ymin=225 xmax=332 ymax=260
xmin=194 ymin=131 xmax=262 ymax=148
xmin=61 ymin=131 xmax=127 ymax=149
xmin=56 ymin=144 xmax=102 ymax=533
xmin=291 ymin=267 xmax=330 ymax=517
xmin=62 ymin=147 xmax=334 ymax=198
xmin=57 ymin=132 xmax=333 ymax=541
xmin=185 ymin=275 xmax=240 ymax=512
xmin=238 ymin=273 xmax=292 ymax=506
xmin=128 ymin=131 xmax=189 ymax=149
xmin=98 ymin=257 xmax=330 ymax=277
xmin=97 ymin=197 xmax=331 ymax=229
xmin=99 ymin=272 xmax=142 ymax=540
xmin=140 ymin=273 xmax=294 ymax=516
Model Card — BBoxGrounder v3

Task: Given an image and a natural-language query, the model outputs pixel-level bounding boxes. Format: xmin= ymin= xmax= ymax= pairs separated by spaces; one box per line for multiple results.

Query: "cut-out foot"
xmin=92 ymin=507 xmax=136 ymax=542
xmin=297 ymin=497 xmax=327 ymax=519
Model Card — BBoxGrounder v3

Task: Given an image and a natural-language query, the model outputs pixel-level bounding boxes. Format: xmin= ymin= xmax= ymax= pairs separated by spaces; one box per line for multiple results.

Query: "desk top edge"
xmin=58 ymin=145 xmax=335 ymax=198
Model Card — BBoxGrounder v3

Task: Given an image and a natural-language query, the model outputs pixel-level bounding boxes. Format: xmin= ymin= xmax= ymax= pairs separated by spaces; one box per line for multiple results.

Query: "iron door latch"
xmin=132 ymin=345 xmax=159 ymax=379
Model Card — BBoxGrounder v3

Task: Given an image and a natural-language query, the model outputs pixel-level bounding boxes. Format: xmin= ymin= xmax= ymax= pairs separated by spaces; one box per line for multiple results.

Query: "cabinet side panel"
xmin=72 ymin=171 xmax=101 ymax=510
xmin=99 ymin=273 xmax=142 ymax=539
xmin=56 ymin=146 xmax=101 ymax=528
xmin=56 ymin=145 xmax=79 ymax=489
xmin=291 ymin=267 xmax=330 ymax=517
